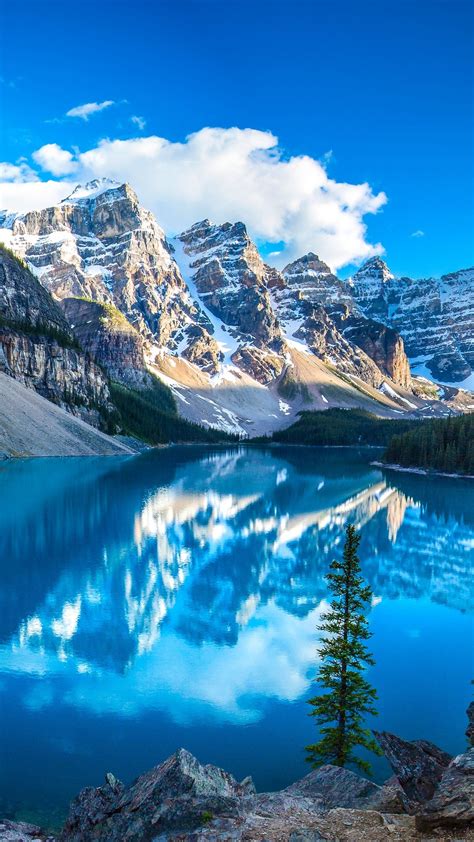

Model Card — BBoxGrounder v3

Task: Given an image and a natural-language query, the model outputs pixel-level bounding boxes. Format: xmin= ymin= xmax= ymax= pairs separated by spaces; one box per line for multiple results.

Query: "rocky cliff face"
xmin=60 ymin=297 xmax=151 ymax=388
xmin=177 ymin=219 xmax=283 ymax=351
xmin=282 ymin=252 xmax=353 ymax=308
xmin=174 ymin=219 xmax=285 ymax=385
xmin=0 ymin=247 xmax=112 ymax=425
xmin=274 ymin=257 xmax=411 ymax=389
xmin=338 ymin=310 xmax=412 ymax=389
xmin=350 ymin=258 xmax=474 ymax=383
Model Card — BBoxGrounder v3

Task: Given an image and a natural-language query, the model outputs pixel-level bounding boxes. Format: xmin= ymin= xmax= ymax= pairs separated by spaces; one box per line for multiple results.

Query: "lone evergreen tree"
xmin=306 ymin=524 xmax=381 ymax=774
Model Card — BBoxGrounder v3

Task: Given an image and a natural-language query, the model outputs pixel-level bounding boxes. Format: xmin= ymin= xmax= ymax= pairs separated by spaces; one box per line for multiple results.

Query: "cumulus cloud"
xmin=32 ymin=143 xmax=78 ymax=176
xmin=0 ymin=127 xmax=387 ymax=269
xmin=0 ymin=177 xmax=69 ymax=213
xmin=411 ymin=229 xmax=425 ymax=238
xmin=131 ymin=115 xmax=146 ymax=131
xmin=65 ymin=100 xmax=114 ymax=120
xmin=0 ymin=160 xmax=37 ymax=183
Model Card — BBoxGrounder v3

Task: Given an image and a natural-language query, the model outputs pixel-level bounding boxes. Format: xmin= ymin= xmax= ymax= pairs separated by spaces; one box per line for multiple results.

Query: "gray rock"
xmin=60 ymin=748 xmax=254 ymax=841
xmin=351 ymin=258 xmax=474 ymax=384
xmin=373 ymin=730 xmax=451 ymax=803
xmin=0 ymin=820 xmax=56 ymax=841
xmin=411 ymin=739 xmax=453 ymax=768
xmin=416 ymin=748 xmax=474 ymax=831
xmin=0 ymin=247 xmax=112 ymax=428
xmin=285 ymin=764 xmax=408 ymax=813
xmin=60 ymin=297 xmax=152 ymax=389
xmin=467 ymin=701 xmax=474 ymax=747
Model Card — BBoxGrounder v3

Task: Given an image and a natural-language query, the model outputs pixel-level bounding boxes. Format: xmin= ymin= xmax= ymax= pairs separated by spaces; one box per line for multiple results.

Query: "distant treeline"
xmin=110 ymin=378 xmax=239 ymax=444
xmin=265 ymin=408 xmax=420 ymax=446
xmin=384 ymin=413 xmax=474 ymax=475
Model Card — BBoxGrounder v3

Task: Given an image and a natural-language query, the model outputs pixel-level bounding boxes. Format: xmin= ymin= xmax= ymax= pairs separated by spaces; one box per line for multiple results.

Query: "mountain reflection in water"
xmin=0 ymin=446 xmax=472 ymax=821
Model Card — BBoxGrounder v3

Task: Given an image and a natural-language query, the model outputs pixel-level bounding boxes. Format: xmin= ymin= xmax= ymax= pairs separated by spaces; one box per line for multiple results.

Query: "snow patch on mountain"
xmin=61 ymin=178 xmax=122 ymax=203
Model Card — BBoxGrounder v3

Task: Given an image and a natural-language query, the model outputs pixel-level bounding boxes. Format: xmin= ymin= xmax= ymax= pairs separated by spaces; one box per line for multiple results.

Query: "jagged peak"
xmin=61 ymin=178 xmax=125 ymax=204
xmin=283 ymin=252 xmax=333 ymax=276
xmin=354 ymin=255 xmax=393 ymax=281
xmin=179 ymin=218 xmax=251 ymax=248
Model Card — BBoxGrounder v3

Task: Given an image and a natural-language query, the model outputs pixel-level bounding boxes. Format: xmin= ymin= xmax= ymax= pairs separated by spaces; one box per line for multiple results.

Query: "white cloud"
xmin=32 ymin=143 xmax=78 ymax=176
xmin=411 ymin=229 xmax=425 ymax=238
xmin=131 ymin=115 xmax=146 ymax=131
xmin=0 ymin=180 xmax=70 ymax=213
xmin=0 ymin=127 xmax=387 ymax=269
xmin=65 ymin=100 xmax=114 ymax=120
xmin=0 ymin=160 xmax=37 ymax=183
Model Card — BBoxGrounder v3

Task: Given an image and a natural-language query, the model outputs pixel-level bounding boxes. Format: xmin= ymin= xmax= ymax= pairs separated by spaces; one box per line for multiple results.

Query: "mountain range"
xmin=0 ymin=177 xmax=473 ymax=451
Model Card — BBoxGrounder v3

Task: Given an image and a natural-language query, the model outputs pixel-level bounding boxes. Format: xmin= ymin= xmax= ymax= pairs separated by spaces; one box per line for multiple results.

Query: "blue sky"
xmin=0 ymin=0 xmax=472 ymax=277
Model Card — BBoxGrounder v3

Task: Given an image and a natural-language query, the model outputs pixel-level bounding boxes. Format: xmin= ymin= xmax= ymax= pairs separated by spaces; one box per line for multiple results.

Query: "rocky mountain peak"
xmin=278 ymin=250 xmax=352 ymax=309
xmin=179 ymin=218 xmax=257 ymax=266
xmin=61 ymin=178 xmax=123 ymax=204
xmin=176 ymin=219 xmax=284 ymax=357
xmin=353 ymin=256 xmax=394 ymax=283
xmin=283 ymin=252 xmax=333 ymax=277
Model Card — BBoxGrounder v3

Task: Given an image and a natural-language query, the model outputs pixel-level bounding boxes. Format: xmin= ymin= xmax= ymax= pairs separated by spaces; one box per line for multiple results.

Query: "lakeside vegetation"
xmin=383 ymin=414 xmax=474 ymax=475
xmin=110 ymin=376 xmax=239 ymax=444
xmin=264 ymin=408 xmax=420 ymax=446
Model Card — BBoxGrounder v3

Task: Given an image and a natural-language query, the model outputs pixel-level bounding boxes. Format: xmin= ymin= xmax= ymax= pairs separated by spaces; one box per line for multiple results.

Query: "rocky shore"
xmin=2 ymin=712 xmax=473 ymax=842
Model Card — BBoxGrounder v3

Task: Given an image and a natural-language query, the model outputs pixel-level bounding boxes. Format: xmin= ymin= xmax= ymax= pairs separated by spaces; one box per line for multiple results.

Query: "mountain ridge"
xmin=1 ymin=179 xmax=472 ymax=440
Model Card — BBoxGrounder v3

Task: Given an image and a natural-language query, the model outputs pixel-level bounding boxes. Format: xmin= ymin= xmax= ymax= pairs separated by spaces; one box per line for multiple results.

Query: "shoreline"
xmin=372 ymin=460 xmax=474 ymax=480
xmin=1 ymin=442 xmax=388 ymax=461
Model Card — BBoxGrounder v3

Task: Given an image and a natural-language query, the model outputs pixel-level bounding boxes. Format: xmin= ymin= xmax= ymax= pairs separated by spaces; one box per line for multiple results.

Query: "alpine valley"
xmin=0 ymin=178 xmax=473 ymax=454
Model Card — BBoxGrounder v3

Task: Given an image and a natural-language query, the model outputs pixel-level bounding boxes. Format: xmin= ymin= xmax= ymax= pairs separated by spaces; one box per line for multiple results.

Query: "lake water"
xmin=0 ymin=446 xmax=473 ymax=828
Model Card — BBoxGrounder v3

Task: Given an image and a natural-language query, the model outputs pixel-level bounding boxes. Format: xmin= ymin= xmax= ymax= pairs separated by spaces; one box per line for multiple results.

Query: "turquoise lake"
xmin=0 ymin=446 xmax=472 ymax=827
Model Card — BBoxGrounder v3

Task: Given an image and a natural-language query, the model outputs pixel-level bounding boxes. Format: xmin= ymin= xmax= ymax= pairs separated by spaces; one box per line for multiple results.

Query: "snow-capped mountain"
xmin=0 ymin=179 xmax=204 ymax=349
xmin=350 ymin=258 xmax=474 ymax=386
xmin=1 ymin=178 xmax=472 ymax=436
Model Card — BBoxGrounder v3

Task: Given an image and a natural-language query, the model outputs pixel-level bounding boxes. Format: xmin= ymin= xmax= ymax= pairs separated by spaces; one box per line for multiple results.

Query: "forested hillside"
xmin=266 ymin=408 xmax=419 ymax=446
xmin=383 ymin=414 xmax=474 ymax=475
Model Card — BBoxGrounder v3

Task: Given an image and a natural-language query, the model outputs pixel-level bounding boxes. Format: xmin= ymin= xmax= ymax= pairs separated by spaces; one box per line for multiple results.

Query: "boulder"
xmin=373 ymin=730 xmax=451 ymax=802
xmin=416 ymin=748 xmax=474 ymax=831
xmin=0 ymin=820 xmax=56 ymax=841
xmin=60 ymin=748 xmax=254 ymax=841
xmin=285 ymin=764 xmax=408 ymax=813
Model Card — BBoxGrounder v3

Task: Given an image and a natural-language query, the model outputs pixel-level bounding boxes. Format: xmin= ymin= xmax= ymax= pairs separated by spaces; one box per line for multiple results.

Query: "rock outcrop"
xmin=416 ymin=747 xmax=474 ymax=831
xmin=282 ymin=252 xmax=353 ymax=309
xmin=0 ymin=820 xmax=56 ymax=841
xmin=3 ymin=723 xmax=474 ymax=841
xmin=373 ymin=731 xmax=452 ymax=803
xmin=338 ymin=311 xmax=411 ymax=389
xmin=60 ymin=297 xmax=151 ymax=388
xmin=0 ymin=246 xmax=112 ymax=426
xmin=285 ymin=764 xmax=409 ymax=813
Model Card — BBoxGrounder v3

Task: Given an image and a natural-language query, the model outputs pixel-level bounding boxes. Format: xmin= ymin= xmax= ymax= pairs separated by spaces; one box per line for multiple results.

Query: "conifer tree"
xmin=306 ymin=524 xmax=381 ymax=774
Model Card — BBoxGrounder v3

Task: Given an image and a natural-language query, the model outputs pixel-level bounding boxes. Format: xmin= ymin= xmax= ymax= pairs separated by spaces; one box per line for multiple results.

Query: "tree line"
xmin=384 ymin=414 xmax=474 ymax=475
